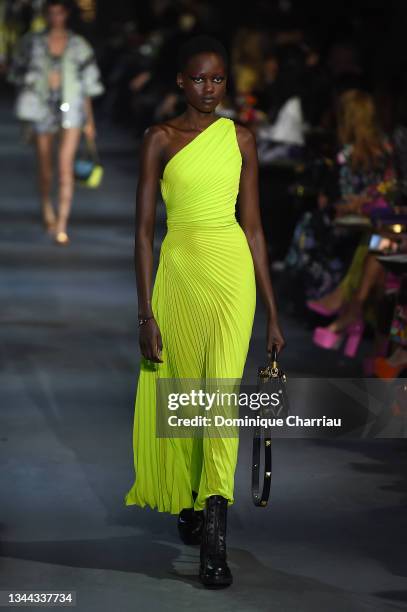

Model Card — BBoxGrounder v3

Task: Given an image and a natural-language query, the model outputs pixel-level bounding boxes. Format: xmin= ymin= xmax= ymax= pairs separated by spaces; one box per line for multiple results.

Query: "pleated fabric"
xmin=124 ymin=117 xmax=256 ymax=514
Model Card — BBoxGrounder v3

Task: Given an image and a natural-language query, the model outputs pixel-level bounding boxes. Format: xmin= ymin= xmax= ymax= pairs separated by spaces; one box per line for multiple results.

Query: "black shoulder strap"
xmin=251 ymin=345 xmax=287 ymax=507
xmin=251 ymin=420 xmax=272 ymax=507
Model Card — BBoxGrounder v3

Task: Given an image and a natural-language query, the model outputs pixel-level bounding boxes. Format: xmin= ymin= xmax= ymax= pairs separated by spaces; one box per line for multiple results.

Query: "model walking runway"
xmin=124 ymin=117 xmax=256 ymax=515
xmin=123 ymin=34 xmax=285 ymax=587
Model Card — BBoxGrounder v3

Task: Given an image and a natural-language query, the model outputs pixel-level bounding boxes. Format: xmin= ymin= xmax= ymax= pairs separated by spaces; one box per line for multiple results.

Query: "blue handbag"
xmin=74 ymin=136 xmax=103 ymax=188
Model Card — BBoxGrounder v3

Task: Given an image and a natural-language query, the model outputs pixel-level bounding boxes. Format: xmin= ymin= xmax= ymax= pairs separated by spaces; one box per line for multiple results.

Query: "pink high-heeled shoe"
xmin=313 ymin=320 xmax=365 ymax=358
xmin=306 ymin=300 xmax=339 ymax=317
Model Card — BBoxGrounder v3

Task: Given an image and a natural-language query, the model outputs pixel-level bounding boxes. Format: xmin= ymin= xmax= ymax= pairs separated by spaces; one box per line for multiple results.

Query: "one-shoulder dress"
xmin=124 ymin=117 xmax=256 ymax=514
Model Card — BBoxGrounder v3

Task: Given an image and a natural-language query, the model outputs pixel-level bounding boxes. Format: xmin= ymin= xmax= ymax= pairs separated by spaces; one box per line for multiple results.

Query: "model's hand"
xmin=139 ymin=318 xmax=163 ymax=363
xmin=266 ymin=315 xmax=286 ymax=356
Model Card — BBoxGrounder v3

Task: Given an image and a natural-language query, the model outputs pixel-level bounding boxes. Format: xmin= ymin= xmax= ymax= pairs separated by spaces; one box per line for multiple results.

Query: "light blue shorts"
xmin=33 ymin=90 xmax=83 ymax=134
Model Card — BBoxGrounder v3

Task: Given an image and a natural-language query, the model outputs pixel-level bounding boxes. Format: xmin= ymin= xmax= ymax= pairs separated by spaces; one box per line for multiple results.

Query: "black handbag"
xmin=251 ymin=344 xmax=289 ymax=507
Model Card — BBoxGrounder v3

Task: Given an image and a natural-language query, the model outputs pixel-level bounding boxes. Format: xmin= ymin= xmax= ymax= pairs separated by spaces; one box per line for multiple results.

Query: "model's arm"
xmin=83 ymin=97 xmax=96 ymax=140
xmin=135 ymin=125 xmax=165 ymax=363
xmin=79 ymin=35 xmax=104 ymax=141
xmin=236 ymin=124 xmax=286 ymax=355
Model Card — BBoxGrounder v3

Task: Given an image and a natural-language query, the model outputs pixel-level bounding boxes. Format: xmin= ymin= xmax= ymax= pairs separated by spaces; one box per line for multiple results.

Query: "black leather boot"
xmin=177 ymin=491 xmax=204 ymax=545
xmin=199 ymin=495 xmax=233 ymax=587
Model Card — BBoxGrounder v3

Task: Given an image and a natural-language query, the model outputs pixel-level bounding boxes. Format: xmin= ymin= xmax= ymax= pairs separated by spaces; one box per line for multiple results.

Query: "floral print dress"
xmin=284 ymin=141 xmax=395 ymax=300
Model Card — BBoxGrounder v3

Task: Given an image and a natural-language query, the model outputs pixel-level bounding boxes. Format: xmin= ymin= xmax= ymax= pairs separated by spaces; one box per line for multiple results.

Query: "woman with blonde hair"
xmin=231 ymin=27 xmax=264 ymax=95
xmin=308 ymin=90 xmax=396 ymax=357
xmin=285 ymin=89 xmax=395 ymax=331
xmin=336 ymin=89 xmax=386 ymax=175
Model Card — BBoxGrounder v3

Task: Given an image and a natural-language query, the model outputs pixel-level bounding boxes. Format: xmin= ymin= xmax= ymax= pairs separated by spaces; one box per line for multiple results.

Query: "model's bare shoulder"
xmin=234 ymin=122 xmax=257 ymax=160
xmin=139 ymin=124 xmax=169 ymax=165
xmin=235 ymin=122 xmax=257 ymax=148
xmin=142 ymin=123 xmax=169 ymax=145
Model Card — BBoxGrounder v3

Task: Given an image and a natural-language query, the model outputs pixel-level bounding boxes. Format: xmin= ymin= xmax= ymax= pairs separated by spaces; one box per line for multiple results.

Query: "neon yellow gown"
xmin=124 ymin=117 xmax=256 ymax=514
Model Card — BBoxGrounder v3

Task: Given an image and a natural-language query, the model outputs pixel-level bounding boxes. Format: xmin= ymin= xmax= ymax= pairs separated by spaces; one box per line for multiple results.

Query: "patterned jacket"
xmin=8 ymin=29 xmax=104 ymax=127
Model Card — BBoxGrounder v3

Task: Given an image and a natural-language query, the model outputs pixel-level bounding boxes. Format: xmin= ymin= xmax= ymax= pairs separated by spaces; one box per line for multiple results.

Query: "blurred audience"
xmin=286 ymin=90 xmax=395 ymax=302
xmin=254 ymin=44 xmax=307 ymax=162
xmin=2 ymin=0 xmax=407 ymax=373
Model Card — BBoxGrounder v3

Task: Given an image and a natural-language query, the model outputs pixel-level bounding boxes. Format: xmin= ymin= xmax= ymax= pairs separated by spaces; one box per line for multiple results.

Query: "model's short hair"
xmin=177 ymin=35 xmax=228 ymax=73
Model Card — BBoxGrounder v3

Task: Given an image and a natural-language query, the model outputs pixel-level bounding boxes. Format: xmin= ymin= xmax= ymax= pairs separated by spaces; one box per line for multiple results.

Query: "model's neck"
xmin=183 ymin=111 xmax=219 ymax=131
xmin=49 ymin=27 xmax=67 ymax=36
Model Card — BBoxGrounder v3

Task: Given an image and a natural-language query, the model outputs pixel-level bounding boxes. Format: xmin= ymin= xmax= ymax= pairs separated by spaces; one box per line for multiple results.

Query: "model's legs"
xmin=55 ymin=127 xmax=82 ymax=236
xmin=177 ymin=435 xmax=205 ymax=545
xmin=197 ymin=373 xmax=239 ymax=589
xmin=35 ymin=132 xmax=56 ymax=230
xmin=195 ymin=436 xmax=239 ymax=511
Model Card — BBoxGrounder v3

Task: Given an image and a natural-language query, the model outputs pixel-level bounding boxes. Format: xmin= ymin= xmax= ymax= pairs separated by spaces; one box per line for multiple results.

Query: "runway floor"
xmin=1 ymin=96 xmax=406 ymax=611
